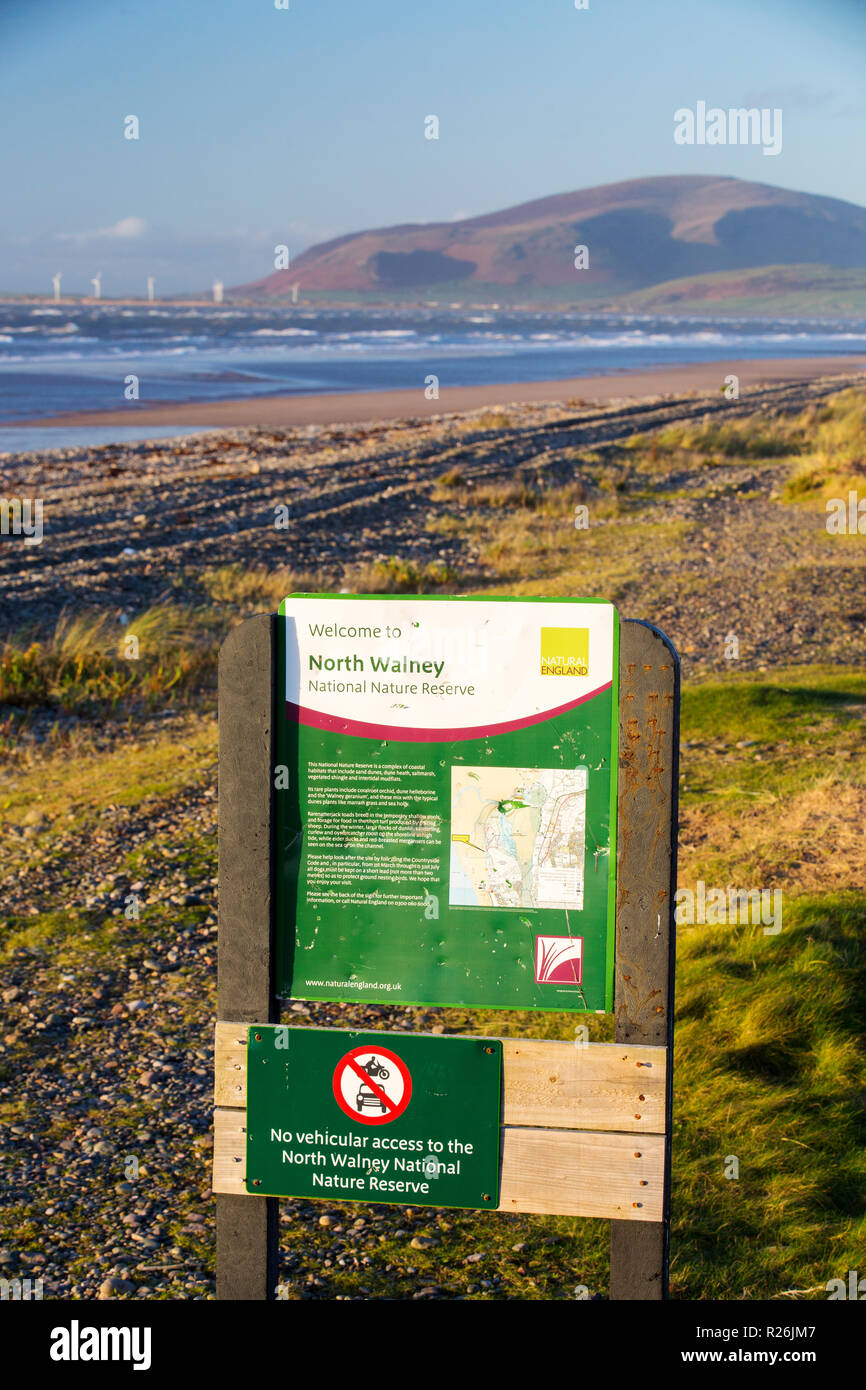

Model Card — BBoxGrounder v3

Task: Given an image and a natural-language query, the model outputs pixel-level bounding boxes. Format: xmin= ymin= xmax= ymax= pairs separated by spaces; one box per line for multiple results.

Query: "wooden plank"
xmin=499 ymin=1128 xmax=664 ymax=1221
xmin=614 ymin=619 xmax=679 ymax=1046
xmin=214 ymin=1022 xmax=667 ymax=1133
xmin=502 ymin=1039 xmax=665 ymax=1134
xmin=609 ymin=618 xmax=679 ymax=1299
xmin=212 ymin=1107 xmax=665 ymax=1221
xmin=216 ymin=1196 xmax=278 ymax=1303
xmin=213 ymin=1105 xmax=248 ymax=1195
xmin=216 ymin=613 xmax=279 ymax=1301
xmin=218 ymin=613 xmax=278 ymax=1027
xmin=214 ymin=1021 xmax=249 ymax=1109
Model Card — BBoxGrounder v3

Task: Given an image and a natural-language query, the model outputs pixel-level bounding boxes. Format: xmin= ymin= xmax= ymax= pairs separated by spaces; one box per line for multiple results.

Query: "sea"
xmin=1 ymin=302 xmax=865 ymax=453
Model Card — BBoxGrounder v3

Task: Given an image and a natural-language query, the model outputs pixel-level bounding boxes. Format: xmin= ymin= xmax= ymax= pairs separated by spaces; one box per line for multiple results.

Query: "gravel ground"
xmin=3 ymin=372 xmax=864 ymax=666
xmin=1 ymin=372 xmax=864 ymax=1301
xmin=0 ymin=770 xmax=519 ymax=1300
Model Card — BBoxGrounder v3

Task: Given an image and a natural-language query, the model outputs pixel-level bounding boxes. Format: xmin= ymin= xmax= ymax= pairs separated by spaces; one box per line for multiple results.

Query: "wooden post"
xmin=216 ymin=614 xmax=279 ymax=1301
xmin=610 ymin=619 xmax=680 ymax=1299
xmin=214 ymin=611 xmax=678 ymax=1300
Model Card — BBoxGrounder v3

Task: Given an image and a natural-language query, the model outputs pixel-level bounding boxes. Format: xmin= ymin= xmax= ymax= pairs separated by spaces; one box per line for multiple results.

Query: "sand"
xmin=15 ymin=355 xmax=865 ymax=433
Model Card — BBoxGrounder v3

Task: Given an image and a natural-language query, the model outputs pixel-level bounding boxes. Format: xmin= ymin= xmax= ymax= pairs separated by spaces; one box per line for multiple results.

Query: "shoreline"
xmin=8 ymin=355 xmax=865 ymax=434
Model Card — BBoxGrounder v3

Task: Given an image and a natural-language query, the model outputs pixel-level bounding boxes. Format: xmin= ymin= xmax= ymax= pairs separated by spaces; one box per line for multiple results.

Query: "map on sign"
xmin=449 ymin=765 xmax=588 ymax=911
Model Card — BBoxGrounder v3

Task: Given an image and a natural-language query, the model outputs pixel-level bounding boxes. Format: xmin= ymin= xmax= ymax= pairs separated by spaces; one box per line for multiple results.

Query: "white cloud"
xmin=108 ymin=216 xmax=147 ymax=239
xmin=740 ymin=85 xmax=832 ymax=110
xmin=58 ymin=216 xmax=147 ymax=243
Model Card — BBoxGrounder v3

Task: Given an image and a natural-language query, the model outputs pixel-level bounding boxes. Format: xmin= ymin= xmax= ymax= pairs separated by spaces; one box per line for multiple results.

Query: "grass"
xmin=431 ymin=473 xmax=590 ymax=513
xmin=199 ymin=564 xmax=323 ymax=611
xmin=670 ymin=893 xmax=866 ymax=1299
xmin=288 ymin=669 xmax=866 ymax=1300
xmin=423 ymin=392 xmax=864 ymax=605
xmin=618 ymin=391 xmax=866 ymax=510
xmin=341 ymin=556 xmax=463 ymax=594
xmin=0 ymin=712 xmax=215 ymax=890
xmin=4 ymin=387 xmax=861 ymax=726
xmin=0 ymin=607 xmax=219 ymax=716
xmin=448 ymin=510 xmax=688 ymax=602
xmin=2 ymin=387 xmax=865 ymax=1298
xmin=4 ymin=662 xmax=864 ymax=1297
xmin=630 ymin=415 xmax=799 ymax=468
xmin=675 ymin=666 xmax=866 ymax=898
xmin=782 ymin=390 xmax=866 ymax=507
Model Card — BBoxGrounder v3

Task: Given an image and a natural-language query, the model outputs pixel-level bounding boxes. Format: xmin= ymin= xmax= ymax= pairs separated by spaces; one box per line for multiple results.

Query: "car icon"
xmin=356 ymin=1083 xmax=388 ymax=1114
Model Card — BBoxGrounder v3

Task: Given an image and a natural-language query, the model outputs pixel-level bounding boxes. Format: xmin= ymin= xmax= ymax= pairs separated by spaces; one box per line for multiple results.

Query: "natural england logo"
xmin=674 ymin=101 xmax=782 ymax=156
xmin=540 ymin=626 xmax=589 ymax=677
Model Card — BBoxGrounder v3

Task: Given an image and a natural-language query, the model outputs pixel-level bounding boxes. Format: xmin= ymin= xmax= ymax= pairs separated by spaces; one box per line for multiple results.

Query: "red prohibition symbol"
xmin=332 ymin=1044 xmax=413 ymax=1126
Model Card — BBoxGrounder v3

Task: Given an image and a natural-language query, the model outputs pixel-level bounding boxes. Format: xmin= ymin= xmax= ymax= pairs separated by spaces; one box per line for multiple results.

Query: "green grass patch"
xmin=0 ymin=607 xmax=220 ymax=716
xmin=629 ymin=416 xmax=799 ymax=471
xmin=671 ymin=893 xmax=866 ymax=1298
xmin=199 ymin=564 xmax=324 ymax=612
xmin=0 ymin=714 xmax=215 ymax=827
xmin=679 ymin=667 xmax=866 ymax=803
xmin=779 ymin=389 xmax=866 ymax=505
xmin=683 ymin=665 xmax=866 ymax=745
xmin=341 ymin=556 xmax=464 ymax=594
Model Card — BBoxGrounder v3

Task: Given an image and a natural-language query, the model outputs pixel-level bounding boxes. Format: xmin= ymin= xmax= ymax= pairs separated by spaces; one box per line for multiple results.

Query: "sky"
xmin=1 ymin=0 xmax=865 ymax=295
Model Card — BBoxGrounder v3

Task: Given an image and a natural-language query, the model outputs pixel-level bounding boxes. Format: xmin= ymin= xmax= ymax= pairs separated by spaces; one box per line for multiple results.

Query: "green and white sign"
xmin=276 ymin=595 xmax=619 ymax=1011
xmin=245 ymin=1027 xmax=502 ymax=1209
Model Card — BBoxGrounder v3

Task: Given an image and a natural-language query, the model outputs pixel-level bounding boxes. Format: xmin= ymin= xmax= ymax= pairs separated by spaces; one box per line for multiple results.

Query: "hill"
xmin=235 ymin=175 xmax=866 ymax=306
xmin=620 ymin=264 xmax=866 ymax=317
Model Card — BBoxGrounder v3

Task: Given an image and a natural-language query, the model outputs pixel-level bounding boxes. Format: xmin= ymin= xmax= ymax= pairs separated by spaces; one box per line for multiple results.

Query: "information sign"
xmin=275 ymin=596 xmax=619 ymax=1010
xmin=245 ymin=1027 xmax=502 ymax=1209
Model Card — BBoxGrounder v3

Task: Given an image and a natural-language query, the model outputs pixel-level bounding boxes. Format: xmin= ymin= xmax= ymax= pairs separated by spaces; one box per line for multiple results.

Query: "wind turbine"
xmin=52 ymin=273 xmax=62 ymax=302
xmin=91 ymin=273 xmax=102 ymax=300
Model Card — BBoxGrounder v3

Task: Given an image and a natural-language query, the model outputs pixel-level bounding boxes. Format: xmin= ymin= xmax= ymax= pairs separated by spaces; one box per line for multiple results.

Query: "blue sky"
xmin=1 ymin=0 xmax=864 ymax=294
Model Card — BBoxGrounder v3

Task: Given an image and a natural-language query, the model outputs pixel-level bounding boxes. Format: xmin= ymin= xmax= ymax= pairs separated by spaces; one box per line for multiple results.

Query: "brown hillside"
xmin=235 ymin=175 xmax=866 ymax=296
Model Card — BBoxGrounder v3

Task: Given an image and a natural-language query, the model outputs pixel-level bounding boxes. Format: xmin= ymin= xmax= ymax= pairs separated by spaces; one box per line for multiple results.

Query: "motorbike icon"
xmin=356 ymin=1056 xmax=391 ymax=1113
